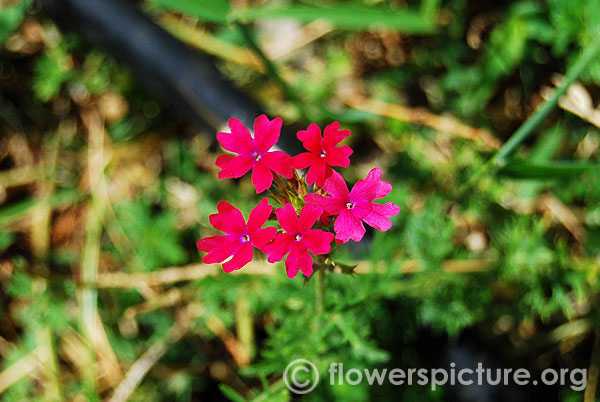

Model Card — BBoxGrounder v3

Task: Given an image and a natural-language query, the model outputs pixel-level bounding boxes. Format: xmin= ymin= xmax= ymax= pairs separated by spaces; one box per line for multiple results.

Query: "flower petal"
xmin=251 ymin=227 xmax=277 ymax=248
xmin=251 ymin=161 xmax=273 ymax=193
xmin=349 ymin=167 xmax=386 ymax=202
xmin=297 ymin=123 xmax=322 ymax=153
xmin=325 ymin=145 xmax=352 ymax=168
xmin=352 ymin=200 xmax=373 ymax=220
xmin=284 ymin=256 xmax=300 ymax=278
xmin=285 ymin=244 xmax=313 ymax=278
xmin=302 ymin=229 xmax=334 ymax=255
xmin=364 ymin=167 xmax=393 ymax=199
xmin=263 ymin=233 xmax=293 ymax=262
xmin=292 ymin=152 xmax=316 ymax=170
xmin=334 ymin=209 xmax=366 ymax=243
xmin=196 ymin=235 xmax=226 ymax=252
xmin=247 ymin=197 xmax=272 ymax=233
xmin=305 ymin=159 xmax=328 ymax=187
xmin=322 ymin=169 xmax=350 ymax=201
xmin=319 ymin=210 xmax=331 ymax=225
xmin=253 ymin=114 xmax=282 ymax=153
xmin=222 ymin=242 xmax=253 ymax=273
xmin=217 ymin=118 xmax=255 ymax=154
xmin=216 ymin=155 xmax=254 ymax=179
xmin=298 ymin=204 xmax=322 ymax=233
xmin=276 ymin=203 xmax=299 ymax=234
xmin=201 ymin=235 xmax=240 ymax=264
xmin=322 ymin=121 xmax=350 ymax=150
xmin=262 ymin=151 xmax=293 ymax=178
xmin=209 ymin=201 xmax=247 ymax=234
xmin=375 ymin=179 xmax=393 ymax=199
xmin=304 ymin=193 xmax=345 ymax=215
xmin=363 ymin=202 xmax=400 ymax=232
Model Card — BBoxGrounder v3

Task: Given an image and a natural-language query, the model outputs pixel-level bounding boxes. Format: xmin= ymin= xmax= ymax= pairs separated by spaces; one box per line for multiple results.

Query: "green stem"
xmin=316 ymin=266 xmax=326 ymax=319
xmin=494 ymin=37 xmax=600 ymax=165
xmin=459 ymin=36 xmax=600 ymax=194
xmin=272 ymin=173 xmax=286 ymax=190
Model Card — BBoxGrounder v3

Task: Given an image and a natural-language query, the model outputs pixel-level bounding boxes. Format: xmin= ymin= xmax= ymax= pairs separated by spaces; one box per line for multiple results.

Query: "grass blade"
xmin=498 ymin=161 xmax=600 ymax=178
xmin=492 ymin=36 xmax=600 ymax=166
xmin=234 ymin=4 xmax=436 ymax=33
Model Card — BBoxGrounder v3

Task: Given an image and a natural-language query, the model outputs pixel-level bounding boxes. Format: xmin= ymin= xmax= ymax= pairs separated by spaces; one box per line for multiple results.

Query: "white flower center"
xmin=319 ymin=151 xmax=327 ymax=158
xmin=253 ymin=152 xmax=262 ymax=161
xmin=295 ymin=234 xmax=302 ymax=241
xmin=346 ymin=202 xmax=355 ymax=210
xmin=242 ymin=234 xmax=250 ymax=242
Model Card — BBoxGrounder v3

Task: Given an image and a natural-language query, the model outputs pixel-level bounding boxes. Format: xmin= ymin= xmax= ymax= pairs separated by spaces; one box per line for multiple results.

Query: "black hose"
xmin=37 ymin=0 xmax=302 ymax=153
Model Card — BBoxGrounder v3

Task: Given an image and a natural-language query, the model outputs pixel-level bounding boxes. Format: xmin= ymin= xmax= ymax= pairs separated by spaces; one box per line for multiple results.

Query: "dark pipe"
xmin=37 ymin=0 xmax=302 ymax=153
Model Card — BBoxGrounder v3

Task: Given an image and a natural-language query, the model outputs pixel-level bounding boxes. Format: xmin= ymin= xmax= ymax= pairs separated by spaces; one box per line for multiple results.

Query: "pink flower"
xmin=304 ymin=168 xmax=400 ymax=243
xmin=292 ymin=122 xmax=353 ymax=187
xmin=216 ymin=115 xmax=293 ymax=193
xmin=197 ymin=198 xmax=277 ymax=273
xmin=263 ymin=203 xmax=334 ymax=278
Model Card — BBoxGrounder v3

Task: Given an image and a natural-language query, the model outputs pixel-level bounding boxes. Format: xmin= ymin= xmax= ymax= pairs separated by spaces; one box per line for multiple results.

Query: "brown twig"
xmin=341 ymin=94 xmax=501 ymax=150
xmin=108 ymin=304 xmax=202 ymax=402
xmin=0 ymin=348 xmax=42 ymax=394
xmin=96 ymin=258 xmax=490 ymax=289
xmin=79 ymin=108 xmax=111 ymax=392
xmin=584 ymin=331 xmax=600 ymax=402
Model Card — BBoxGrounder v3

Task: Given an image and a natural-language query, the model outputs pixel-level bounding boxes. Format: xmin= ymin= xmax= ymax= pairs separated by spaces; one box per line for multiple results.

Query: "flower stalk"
xmin=316 ymin=265 xmax=326 ymax=319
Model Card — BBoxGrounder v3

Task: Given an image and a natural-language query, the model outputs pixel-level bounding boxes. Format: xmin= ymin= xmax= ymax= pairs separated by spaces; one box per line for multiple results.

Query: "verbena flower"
xmin=292 ymin=122 xmax=353 ymax=187
xmin=305 ymin=168 xmax=400 ymax=243
xmin=216 ymin=115 xmax=293 ymax=193
xmin=263 ymin=203 xmax=334 ymax=278
xmin=197 ymin=198 xmax=277 ymax=272
xmin=201 ymin=115 xmax=399 ymax=279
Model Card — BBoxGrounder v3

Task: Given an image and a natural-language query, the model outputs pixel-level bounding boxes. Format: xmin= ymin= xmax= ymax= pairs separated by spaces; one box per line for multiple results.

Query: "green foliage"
xmin=0 ymin=189 xmax=79 ymax=227
xmin=6 ymin=271 xmax=71 ymax=331
xmin=110 ymin=199 xmax=187 ymax=271
xmin=403 ymin=197 xmax=454 ymax=269
xmin=31 ymin=39 xmax=130 ymax=103
xmin=0 ymin=231 xmax=14 ymax=252
xmin=442 ymin=0 xmax=600 ymax=116
xmin=415 ymin=273 xmax=491 ymax=336
xmin=0 ymin=0 xmax=30 ymax=44
xmin=493 ymin=217 xmax=589 ymax=320
xmin=32 ymin=44 xmax=75 ymax=102
xmin=548 ymin=0 xmax=600 ymax=83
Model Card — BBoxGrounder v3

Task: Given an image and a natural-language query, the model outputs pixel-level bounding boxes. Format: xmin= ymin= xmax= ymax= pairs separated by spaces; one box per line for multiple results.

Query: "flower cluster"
xmin=197 ymin=115 xmax=400 ymax=278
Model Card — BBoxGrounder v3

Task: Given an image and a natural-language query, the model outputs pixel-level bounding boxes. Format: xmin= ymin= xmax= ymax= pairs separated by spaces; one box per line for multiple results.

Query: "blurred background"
xmin=1 ymin=0 xmax=600 ymax=400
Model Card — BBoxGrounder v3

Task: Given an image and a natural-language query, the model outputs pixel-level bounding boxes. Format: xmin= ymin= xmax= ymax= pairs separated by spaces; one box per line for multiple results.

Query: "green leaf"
xmin=32 ymin=46 xmax=75 ymax=102
xmin=516 ymin=126 xmax=565 ymax=199
xmin=6 ymin=271 xmax=33 ymax=298
xmin=148 ymin=0 xmax=231 ymax=24
xmin=498 ymin=161 xmax=600 ymax=178
xmin=234 ymin=5 xmax=436 ymax=33
xmin=0 ymin=231 xmax=15 ymax=252
xmin=334 ymin=260 xmax=358 ymax=275
xmin=0 ymin=0 xmax=31 ymax=44
xmin=218 ymin=384 xmax=247 ymax=402
xmin=110 ymin=199 xmax=186 ymax=271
